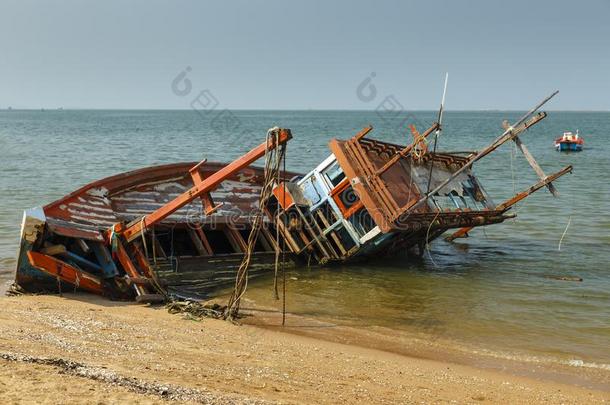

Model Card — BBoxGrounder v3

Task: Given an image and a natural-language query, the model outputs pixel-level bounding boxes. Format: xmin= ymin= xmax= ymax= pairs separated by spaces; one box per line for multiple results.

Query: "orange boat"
xmin=555 ymin=131 xmax=584 ymax=151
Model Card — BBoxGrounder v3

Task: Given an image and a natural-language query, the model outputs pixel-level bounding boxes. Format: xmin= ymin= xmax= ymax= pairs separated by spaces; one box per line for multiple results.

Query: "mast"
xmin=405 ymin=91 xmax=559 ymax=215
xmin=425 ymin=73 xmax=449 ymax=194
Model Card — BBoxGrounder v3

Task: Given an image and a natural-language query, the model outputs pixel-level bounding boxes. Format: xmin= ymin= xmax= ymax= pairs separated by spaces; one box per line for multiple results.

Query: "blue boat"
xmin=555 ymin=131 xmax=584 ymax=151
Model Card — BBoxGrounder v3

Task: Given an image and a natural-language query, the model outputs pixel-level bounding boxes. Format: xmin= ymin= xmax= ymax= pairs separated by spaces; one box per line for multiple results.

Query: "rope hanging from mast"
xmin=425 ymin=73 xmax=449 ymax=195
xmin=224 ymin=127 xmax=287 ymax=320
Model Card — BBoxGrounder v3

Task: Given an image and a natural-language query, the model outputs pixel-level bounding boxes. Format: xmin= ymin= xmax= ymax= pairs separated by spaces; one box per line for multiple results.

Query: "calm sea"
xmin=1 ymin=109 xmax=608 ymax=367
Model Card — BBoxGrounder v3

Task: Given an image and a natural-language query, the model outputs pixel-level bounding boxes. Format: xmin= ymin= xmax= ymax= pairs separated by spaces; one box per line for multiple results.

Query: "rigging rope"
xmin=281 ymin=144 xmax=287 ymax=326
xmin=558 ymin=216 xmax=572 ymax=251
xmin=558 ymin=187 xmax=575 ymax=252
xmin=273 ymin=131 xmax=283 ymax=301
xmin=224 ymin=127 xmax=286 ymax=320
xmin=424 ymin=209 xmax=441 ymax=269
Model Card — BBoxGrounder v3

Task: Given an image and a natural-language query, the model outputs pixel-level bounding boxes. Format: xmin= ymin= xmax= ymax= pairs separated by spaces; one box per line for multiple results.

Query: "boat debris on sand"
xmin=11 ymin=92 xmax=572 ymax=304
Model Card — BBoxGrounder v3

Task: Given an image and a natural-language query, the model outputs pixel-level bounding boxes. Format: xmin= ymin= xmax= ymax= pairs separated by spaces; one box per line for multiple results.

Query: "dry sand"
xmin=0 ymin=293 xmax=608 ymax=404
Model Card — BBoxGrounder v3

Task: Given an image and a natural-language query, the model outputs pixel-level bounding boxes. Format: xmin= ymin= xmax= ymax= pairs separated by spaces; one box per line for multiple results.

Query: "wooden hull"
xmin=12 ymin=119 xmax=572 ymax=300
xmin=14 ymin=162 xmax=299 ymax=298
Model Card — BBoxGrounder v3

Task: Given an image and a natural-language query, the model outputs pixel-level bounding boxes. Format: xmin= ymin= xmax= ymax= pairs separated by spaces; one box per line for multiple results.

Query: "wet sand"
xmin=0 ymin=293 xmax=608 ymax=404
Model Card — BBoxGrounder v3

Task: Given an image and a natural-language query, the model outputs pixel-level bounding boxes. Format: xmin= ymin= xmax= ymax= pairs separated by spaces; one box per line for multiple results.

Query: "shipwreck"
xmin=12 ymin=91 xmax=572 ymax=304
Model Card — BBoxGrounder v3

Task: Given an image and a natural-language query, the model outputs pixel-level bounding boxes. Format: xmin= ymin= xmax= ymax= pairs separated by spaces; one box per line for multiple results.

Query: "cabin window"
xmin=348 ymin=208 xmax=376 ymax=237
xmin=328 ymin=225 xmax=356 ymax=254
xmin=312 ymin=201 xmax=339 ymax=230
xmin=334 ymin=184 xmax=358 ymax=211
xmin=300 ymin=177 xmax=323 ymax=205
xmin=323 ymin=161 xmax=346 ymax=187
xmin=331 ymin=179 xmax=363 ymax=218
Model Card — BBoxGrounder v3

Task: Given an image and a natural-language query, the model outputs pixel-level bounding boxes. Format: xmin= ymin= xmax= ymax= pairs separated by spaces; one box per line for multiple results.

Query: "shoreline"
xmin=238 ymin=299 xmax=610 ymax=392
xmin=0 ymin=293 xmax=608 ymax=403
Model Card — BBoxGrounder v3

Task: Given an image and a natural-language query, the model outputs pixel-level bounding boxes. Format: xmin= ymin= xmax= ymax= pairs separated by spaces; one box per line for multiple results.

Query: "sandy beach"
xmin=0 ymin=293 xmax=607 ymax=404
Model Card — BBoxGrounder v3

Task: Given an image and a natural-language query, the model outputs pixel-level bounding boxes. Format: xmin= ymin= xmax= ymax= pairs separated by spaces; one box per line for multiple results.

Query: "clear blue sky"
xmin=1 ymin=0 xmax=609 ymax=110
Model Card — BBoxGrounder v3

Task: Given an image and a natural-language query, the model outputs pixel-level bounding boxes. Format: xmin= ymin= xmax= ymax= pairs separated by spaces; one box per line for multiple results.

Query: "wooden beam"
xmin=513 ymin=135 xmax=558 ymax=197
xmin=27 ymin=251 xmax=104 ymax=295
xmin=257 ymin=227 xmax=275 ymax=252
xmin=224 ymin=227 xmax=245 ymax=253
xmin=375 ymin=122 xmax=439 ymax=177
xmin=189 ymin=159 xmax=224 ymax=215
xmin=354 ymin=125 xmax=373 ymax=141
xmin=446 ymin=165 xmax=572 ymax=241
xmin=152 ymin=234 xmax=167 ymax=258
xmin=121 ymin=128 xmax=292 ymax=242
xmin=187 ymin=227 xmax=208 ymax=256
xmin=114 ymin=238 xmax=148 ymax=296
xmin=401 ymin=111 xmax=548 ymax=217
xmin=194 ymin=225 xmax=213 ymax=255
xmin=41 ymin=244 xmax=67 ymax=256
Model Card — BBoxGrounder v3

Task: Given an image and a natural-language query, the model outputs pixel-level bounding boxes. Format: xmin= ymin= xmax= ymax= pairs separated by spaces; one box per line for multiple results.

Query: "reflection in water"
xmin=243 ymin=238 xmax=610 ymax=365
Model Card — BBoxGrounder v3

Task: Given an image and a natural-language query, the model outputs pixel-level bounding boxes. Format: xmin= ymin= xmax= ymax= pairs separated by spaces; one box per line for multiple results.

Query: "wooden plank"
xmin=122 ymin=128 xmax=292 ymax=241
xmin=446 ymin=165 xmax=572 ymax=241
xmin=271 ymin=211 xmax=302 ymax=253
xmin=152 ymin=233 xmax=168 ymax=258
xmin=187 ymin=227 xmax=208 ymax=256
xmin=26 ymin=251 xmax=104 ymax=295
xmin=313 ymin=207 xmax=346 ymax=255
xmin=190 ymin=160 xmax=224 ymax=215
xmin=76 ymin=239 xmax=90 ymax=253
xmin=195 ymin=225 xmax=213 ymax=255
xmin=513 ymin=136 xmax=558 ymax=196
xmin=41 ymin=244 xmax=67 ymax=256
xmin=354 ymin=125 xmax=373 ymax=141
xmin=114 ymin=239 xmax=148 ymax=296
xmin=293 ymin=204 xmax=335 ymax=259
xmin=262 ymin=226 xmax=279 ymax=251
xmin=329 ymin=231 xmax=347 ymax=255
xmin=225 ymin=227 xmax=247 ymax=253
xmin=90 ymin=242 xmax=119 ymax=278
xmin=256 ymin=227 xmax=274 ymax=252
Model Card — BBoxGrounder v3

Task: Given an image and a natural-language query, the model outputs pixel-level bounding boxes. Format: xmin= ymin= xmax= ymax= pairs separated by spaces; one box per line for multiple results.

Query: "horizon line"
xmin=2 ymin=107 xmax=609 ymax=113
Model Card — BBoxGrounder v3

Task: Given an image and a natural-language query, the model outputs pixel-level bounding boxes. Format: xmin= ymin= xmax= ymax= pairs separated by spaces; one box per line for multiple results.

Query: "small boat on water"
xmin=555 ymin=131 xmax=584 ymax=151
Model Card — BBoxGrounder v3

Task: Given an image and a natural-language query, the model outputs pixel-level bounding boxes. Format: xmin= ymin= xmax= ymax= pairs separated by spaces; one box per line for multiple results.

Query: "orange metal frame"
xmin=330 ymin=178 xmax=364 ymax=219
xmin=121 ymin=129 xmax=292 ymax=242
xmin=27 ymin=251 xmax=105 ymax=295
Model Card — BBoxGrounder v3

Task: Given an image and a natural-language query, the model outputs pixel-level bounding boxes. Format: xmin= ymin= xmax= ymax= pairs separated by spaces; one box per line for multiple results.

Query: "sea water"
xmin=0 ymin=109 xmax=608 ymax=366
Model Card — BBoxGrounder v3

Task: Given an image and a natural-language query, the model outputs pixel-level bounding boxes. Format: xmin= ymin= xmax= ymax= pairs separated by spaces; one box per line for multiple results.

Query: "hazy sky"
xmin=1 ymin=0 xmax=609 ymax=110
